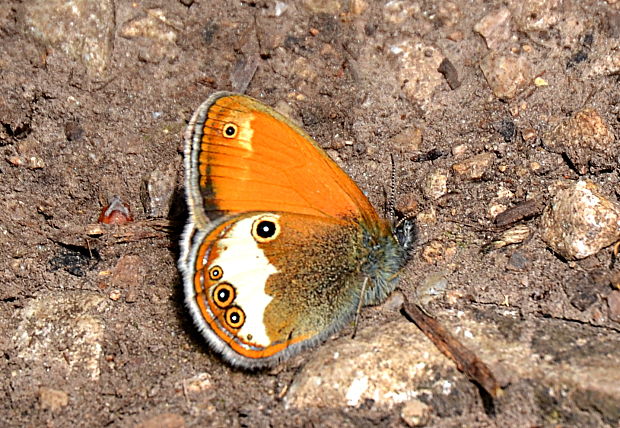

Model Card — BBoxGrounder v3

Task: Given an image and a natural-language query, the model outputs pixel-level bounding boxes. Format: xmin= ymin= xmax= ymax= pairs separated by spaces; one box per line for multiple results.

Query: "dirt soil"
xmin=1 ymin=0 xmax=620 ymax=427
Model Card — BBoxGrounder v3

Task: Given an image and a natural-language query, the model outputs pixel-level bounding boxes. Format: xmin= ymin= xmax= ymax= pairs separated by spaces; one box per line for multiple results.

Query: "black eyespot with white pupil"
xmin=251 ymin=215 xmax=280 ymax=243
xmin=218 ymin=287 xmax=229 ymax=301
xmin=208 ymin=265 xmax=223 ymax=281
xmin=212 ymin=282 xmax=235 ymax=308
xmin=226 ymin=306 xmax=245 ymax=329
xmin=222 ymin=123 xmax=238 ymax=138
xmin=257 ymin=220 xmax=276 ymax=238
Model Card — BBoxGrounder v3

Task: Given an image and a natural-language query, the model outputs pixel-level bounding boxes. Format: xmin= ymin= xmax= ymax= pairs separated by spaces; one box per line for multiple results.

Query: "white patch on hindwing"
xmin=206 ymin=214 xmax=278 ymax=347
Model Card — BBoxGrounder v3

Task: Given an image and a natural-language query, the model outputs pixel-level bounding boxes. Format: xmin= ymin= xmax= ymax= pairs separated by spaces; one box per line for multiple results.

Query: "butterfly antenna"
xmin=351 ymin=277 xmax=368 ymax=339
xmin=395 ymin=211 xmax=417 ymax=229
xmin=388 ymin=153 xmax=397 ymax=224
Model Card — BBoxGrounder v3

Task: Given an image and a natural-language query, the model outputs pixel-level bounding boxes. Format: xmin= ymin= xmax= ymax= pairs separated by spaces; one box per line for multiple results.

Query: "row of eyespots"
xmin=209 ymin=266 xmax=245 ymax=329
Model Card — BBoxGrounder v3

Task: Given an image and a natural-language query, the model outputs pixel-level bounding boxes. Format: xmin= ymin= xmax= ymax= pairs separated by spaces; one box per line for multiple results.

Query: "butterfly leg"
xmin=350 ymin=276 xmax=369 ymax=339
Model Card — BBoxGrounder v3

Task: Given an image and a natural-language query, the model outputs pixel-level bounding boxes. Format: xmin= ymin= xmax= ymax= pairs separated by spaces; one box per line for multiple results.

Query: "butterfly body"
xmin=179 ymin=92 xmax=414 ymax=368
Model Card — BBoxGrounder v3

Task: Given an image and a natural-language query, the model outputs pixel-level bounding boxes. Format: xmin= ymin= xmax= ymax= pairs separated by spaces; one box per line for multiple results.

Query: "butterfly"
xmin=178 ymin=92 xmax=416 ymax=368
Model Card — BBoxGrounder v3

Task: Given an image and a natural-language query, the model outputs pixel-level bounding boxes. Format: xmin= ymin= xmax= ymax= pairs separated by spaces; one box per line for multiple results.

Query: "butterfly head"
xmin=394 ymin=216 xmax=417 ymax=260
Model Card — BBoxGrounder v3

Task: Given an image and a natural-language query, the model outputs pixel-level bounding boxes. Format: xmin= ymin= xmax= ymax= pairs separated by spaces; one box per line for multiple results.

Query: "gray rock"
xmin=284 ymin=320 xmax=469 ymax=411
xmin=23 ymin=0 xmax=115 ymax=75
xmin=284 ymin=307 xmax=620 ymax=424
xmin=585 ymin=46 xmax=620 ymax=78
xmin=141 ymin=164 xmax=178 ymax=218
xmin=119 ymin=8 xmax=182 ymax=64
xmin=13 ymin=293 xmax=106 ymax=385
xmin=390 ymin=127 xmax=423 ymax=152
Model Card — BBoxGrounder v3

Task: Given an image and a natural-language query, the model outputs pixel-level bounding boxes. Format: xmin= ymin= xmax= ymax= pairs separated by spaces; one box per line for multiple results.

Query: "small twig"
xmin=400 ymin=297 xmax=502 ymax=399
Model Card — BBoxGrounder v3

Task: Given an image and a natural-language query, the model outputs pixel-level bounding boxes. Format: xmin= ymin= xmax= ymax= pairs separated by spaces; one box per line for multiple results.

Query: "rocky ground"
xmin=1 ymin=0 xmax=620 ymax=426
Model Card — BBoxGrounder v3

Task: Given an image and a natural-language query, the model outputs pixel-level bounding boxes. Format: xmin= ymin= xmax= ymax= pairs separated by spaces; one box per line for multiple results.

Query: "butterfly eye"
xmin=225 ymin=306 xmax=245 ymax=329
xmin=208 ymin=265 xmax=223 ymax=281
xmin=252 ymin=215 xmax=280 ymax=243
xmin=222 ymin=123 xmax=238 ymax=138
xmin=213 ymin=282 xmax=235 ymax=308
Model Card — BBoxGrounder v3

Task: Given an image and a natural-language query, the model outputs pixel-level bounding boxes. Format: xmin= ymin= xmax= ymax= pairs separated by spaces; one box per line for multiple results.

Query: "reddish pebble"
xmin=99 ymin=196 xmax=133 ymax=225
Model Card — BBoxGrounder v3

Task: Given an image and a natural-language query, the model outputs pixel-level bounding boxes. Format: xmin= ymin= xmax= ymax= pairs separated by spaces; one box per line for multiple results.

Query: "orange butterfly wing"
xmin=180 ymin=92 xmax=412 ymax=368
xmin=184 ymin=92 xmax=381 ymax=226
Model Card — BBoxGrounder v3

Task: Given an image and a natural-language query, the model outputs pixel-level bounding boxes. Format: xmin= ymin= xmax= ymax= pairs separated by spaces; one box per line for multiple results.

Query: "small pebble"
xmin=135 ymin=413 xmax=185 ymax=428
xmin=109 ymin=290 xmax=122 ymax=301
xmin=389 ymin=39 xmax=445 ymax=106
xmin=396 ymin=192 xmax=419 ymax=216
xmin=512 ymin=0 xmax=562 ymax=32
xmin=64 ymin=121 xmax=84 ymax=141
xmin=391 ymin=127 xmax=423 ymax=151
xmin=480 ymin=52 xmax=531 ymax=100
xmin=98 ymin=196 xmax=133 ymax=225
xmin=184 ymin=372 xmax=212 ymax=394
xmin=16 ymin=139 xmax=46 ymax=169
xmin=416 ymin=272 xmax=449 ymax=304
xmin=507 ymin=251 xmax=529 ymax=271
xmin=423 ymin=169 xmax=448 ymax=200
xmin=349 ymin=0 xmax=368 ymax=15
xmin=483 ymin=225 xmax=531 ymax=252
xmin=534 ymin=77 xmax=548 ymax=87
xmin=421 ymin=241 xmax=447 ymax=264
xmin=39 ymin=387 xmax=69 ymax=412
xmin=447 ymin=31 xmax=464 ymax=42
xmin=110 ymin=255 xmax=145 ymax=303
xmin=416 ymin=207 xmax=437 ymax=225
xmin=437 ymin=58 xmax=461 ymax=89
xmin=570 ymin=291 xmax=598 ymax=312
xmin=542 ymin=108 xmax=616 ymax=175
xmin=274 ymin=1 xmax=288 ymax=16
xmin=381 ymin=290 xmax=405 ymax=312
xmin=608 ymin=291 xmax=620 ymax=323
xmin=7 ymin=155 xmax=24 ymax=167
xmin=473 ymin=7 xmax=512 ymax=50
xmin=401 ymin=399 xmax=431 ymax=427
xmin=302 ymin=0 xmax=342 ymax=14
xmin=451 ymin=144 xmax=468 ymax=158
xmin=452 ymin=152 xmax=496 ymax=180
